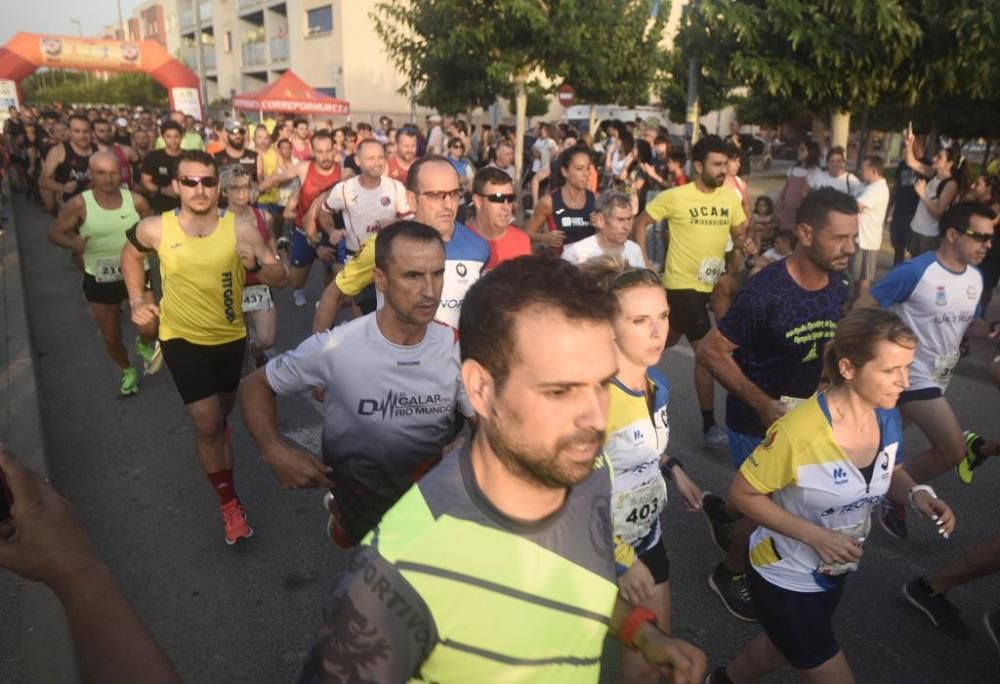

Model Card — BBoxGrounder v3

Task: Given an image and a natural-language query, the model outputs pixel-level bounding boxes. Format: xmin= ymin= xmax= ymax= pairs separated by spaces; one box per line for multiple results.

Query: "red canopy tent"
xmin=232 ymin=70 xmax=349 ymax=116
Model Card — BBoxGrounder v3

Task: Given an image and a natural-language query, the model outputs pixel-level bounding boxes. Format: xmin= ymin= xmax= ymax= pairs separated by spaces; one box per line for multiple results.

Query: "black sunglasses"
xmin=178 ymin=175 xmax=220 ymax=188
xmin=963 ymin=229 xmax=993 ymax=243
xmin=228 ymin=128 xmax=246 ymax=135
xmin=477 ymin=192 xmax=516 ymax=204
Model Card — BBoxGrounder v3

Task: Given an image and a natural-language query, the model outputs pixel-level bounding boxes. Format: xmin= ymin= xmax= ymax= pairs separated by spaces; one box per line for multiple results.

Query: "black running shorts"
xmin=637 ymin=539 xmax=671 ymax=585
xmin=82 ymin=273 xmax=150 ymax=306
xmin=747 ymin=563 xmax=846 ymax=670
xmin=665 ymin=288 xmax=713 ymax=341
xmin=160 ymin=337 xmax=246 ymax=405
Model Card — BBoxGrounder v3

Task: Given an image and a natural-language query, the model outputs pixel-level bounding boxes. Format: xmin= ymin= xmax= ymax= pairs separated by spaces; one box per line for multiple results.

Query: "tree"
xmin=371 ymin=0 xmax=666 ymax=191
xmin=23 ymin=71 xmax=168 ymax=108
xmin=676 ymin=0 xmax=923 ymax=146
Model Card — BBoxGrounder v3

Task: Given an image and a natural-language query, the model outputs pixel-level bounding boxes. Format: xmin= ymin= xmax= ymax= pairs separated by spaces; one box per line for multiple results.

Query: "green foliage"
xmin=23 ymin=71 xmax=168 ymax=108
xmin=371 ymin=0 xmax=665 ymax=114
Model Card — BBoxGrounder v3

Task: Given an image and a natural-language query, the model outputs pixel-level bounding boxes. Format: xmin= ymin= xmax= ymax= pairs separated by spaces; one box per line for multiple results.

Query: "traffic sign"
xmin=557 ymin=84 xmax=575 ymax=106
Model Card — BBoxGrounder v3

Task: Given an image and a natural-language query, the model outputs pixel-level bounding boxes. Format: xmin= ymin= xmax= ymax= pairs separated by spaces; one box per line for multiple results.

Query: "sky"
xmin=0 ymin=0 xmax=148 ymax=48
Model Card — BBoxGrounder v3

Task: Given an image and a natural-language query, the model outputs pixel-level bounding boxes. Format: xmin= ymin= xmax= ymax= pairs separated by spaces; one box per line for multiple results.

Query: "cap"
xmin=114 ymin=117 xmax=128 ymax=127
xmin=224 ymin=119 xmax=243 ymax=132
xmin=428 ymin=114 xmax=442 ymax=123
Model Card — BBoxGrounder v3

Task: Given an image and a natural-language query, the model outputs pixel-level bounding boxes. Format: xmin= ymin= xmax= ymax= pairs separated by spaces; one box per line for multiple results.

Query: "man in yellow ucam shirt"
xmin=121 ymin=150 xmax=287 ymax=546
xmin=633 ymin=135 xmax=752 ymax=450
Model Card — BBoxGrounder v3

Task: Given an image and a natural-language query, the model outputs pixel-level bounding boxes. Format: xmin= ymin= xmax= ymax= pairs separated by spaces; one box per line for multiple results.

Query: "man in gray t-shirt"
xmin=241 ymin=222 xmax=472 ymax=545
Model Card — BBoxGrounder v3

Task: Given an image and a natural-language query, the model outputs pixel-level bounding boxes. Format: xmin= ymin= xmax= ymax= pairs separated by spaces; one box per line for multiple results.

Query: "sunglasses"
xmin=478 ymin=192 xmax=516 ymax=204
xmin=178 ymin=175 xmax=220 ymax=188
xmin=416 ymin=188 xmax=463 ymax=202
xmin=611 ymin=268 xmax=661 ymax=289
xmin=963 ymin=229 xmax=994 ymax=243
xmin=228 ymin=128 xmax=246 ymax=135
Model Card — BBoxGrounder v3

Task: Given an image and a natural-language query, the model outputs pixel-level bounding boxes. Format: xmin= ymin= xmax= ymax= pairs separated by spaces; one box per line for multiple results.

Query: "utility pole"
xmin=116 ymin=0 xmax=128 ymax=41
xmin=684 ymin=0 xmax=701 ymax=151
xmin=70 ymin=19 xmax=90 ymax=83
xmin=192 ymin=1 xmax=208 ymax=109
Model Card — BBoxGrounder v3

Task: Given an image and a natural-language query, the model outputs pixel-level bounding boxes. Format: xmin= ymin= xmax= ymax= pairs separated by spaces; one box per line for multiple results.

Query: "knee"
xmin=192 ymin=414 xmax=225 ymax=440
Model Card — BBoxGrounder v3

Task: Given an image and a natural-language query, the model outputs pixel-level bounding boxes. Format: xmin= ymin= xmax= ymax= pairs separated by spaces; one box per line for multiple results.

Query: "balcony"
xmin=242 ymin=41 xmax=268 ymax=67
xmin=269 ymin=36 xmax=288 ymax=62
xmin=180 ymin=46 xmax=216 ymax=71
xmin=238 ymin=0 xmax=262 ymax=9
xmin=179 ymin=2 xmax=213 ymax=31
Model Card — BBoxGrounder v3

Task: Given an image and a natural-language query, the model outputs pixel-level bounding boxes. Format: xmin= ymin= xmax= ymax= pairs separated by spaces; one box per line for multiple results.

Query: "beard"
xmin=484 ymin=403 xmax=604 ymax=489
xmin=229 ymin=139 xmax=245 ymax=151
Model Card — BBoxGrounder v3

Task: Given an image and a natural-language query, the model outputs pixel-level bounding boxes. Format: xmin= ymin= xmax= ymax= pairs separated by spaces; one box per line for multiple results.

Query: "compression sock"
xmin=207 ymin=469 xmax=238 ymax=506
xmin=702 ymin=409 xmax=716 ymax=433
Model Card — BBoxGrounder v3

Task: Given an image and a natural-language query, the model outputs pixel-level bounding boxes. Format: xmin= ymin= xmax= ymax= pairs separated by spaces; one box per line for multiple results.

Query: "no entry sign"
xmin=557 ymin=84 xmax=575 ymax=106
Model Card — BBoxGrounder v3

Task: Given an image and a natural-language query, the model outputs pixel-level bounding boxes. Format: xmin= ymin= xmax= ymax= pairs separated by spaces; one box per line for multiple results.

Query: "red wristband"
xmin=620 ymin=604 xmax=657 ymax=650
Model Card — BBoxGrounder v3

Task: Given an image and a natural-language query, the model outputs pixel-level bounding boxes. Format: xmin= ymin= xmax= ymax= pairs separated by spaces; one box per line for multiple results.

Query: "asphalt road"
xmin=13 ymin=195 xmax=1000 ymax=683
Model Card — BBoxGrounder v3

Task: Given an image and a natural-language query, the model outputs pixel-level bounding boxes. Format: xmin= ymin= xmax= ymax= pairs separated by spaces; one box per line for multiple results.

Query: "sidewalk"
xmin=0 ymin=187 xmax=78 ymax=683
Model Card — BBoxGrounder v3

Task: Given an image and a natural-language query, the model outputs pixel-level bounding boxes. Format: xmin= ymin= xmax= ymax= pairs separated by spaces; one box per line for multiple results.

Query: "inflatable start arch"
xmin=0 ymin=32 xmax=202 ymax=117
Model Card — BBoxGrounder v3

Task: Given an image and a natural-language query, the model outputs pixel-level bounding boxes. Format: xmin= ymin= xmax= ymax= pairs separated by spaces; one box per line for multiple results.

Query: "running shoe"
xmin=135 ymin=338 xmax=163 ymax=375
xmin=903 ymin=577 xmax=970 ymax=639
xmin=956 ymin=431 xmax=987 ymax=485
xmin=119 ymin=367 xmax=139 ymax=396
xmin=221 ymin=500 xmax=253 ymax=545
xmin=708 ymin=563 xmax=756 ymax=622
xmin=703 ymin=424 xmax=728 ymax=449
xmin=878 ymin=499 xmax=908 ymax=540
xmin=985 ymin=609 xmax=1000 ymax=659
xmin=294 ymin=290 xmax=307 ymax=307
xmin=702 ymin=492 xmax=734 ymax=552
xmin=323 ymin=491 xmax=353 ymax=548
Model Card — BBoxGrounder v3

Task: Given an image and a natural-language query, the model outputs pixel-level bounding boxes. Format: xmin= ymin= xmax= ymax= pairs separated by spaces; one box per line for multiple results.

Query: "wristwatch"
xmin=247 ymin=257 xmax=263 ymax=273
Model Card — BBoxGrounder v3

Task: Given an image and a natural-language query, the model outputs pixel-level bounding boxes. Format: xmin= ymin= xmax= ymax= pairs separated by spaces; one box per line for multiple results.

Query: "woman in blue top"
xmin=582 ymin=257 xmax=704 ymax=684
xmin=709 ymin=308 xmax=957 ymax=684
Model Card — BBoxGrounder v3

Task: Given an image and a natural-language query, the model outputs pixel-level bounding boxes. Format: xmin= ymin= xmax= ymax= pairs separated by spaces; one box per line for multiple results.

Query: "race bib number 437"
xmin=241 ymin=285 xmax=272 ymax=312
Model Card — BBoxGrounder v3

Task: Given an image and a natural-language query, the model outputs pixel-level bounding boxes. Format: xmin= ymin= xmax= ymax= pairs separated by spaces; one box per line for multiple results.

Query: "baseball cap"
xmin=224 ymin=119 xmax=244 ymax=132
xmin=114 ymin=117 xmax=129 ymax=127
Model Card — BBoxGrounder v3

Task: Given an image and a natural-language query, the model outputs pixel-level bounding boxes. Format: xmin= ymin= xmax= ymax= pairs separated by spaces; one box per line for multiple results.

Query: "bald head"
xmin=89 ymin=151 xmax=123 ymax=192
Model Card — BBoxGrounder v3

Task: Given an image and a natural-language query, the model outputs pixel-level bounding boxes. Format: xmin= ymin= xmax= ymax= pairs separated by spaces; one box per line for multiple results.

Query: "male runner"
xmin=858 ymin=201 xmax=997 ymax=538
xmin=121 ymin=151 xmax=286 ymax=545
xmin=298 ymin=255 xmax=707 ymax=683
xmin=140 ymin=121 xmax=184 ymax=214
xmin=258 ymin=130 xmax=343 ymax=307
xmin=92 ymin=118 xmax=137 ymax=188
xmin=47 ymin=151 xmax=160 ymax=395
xmin=213 ymin=120 xmax=258 ymax=182
xmin=633 ymin=135 xmax=753 ymax=447
xmin=290 ymin=117 xmax=312 ymax=163
xmin=316 ymin=138 xmax=411 ymax=314
xmin=562 ymin=190 xmax=645 ymax=267
xmin=696 ymin=187 xmax=858 ymax=620
xmin=469 ymin=166 xmax=530 ymax=270
xmin=312 ymin=155 xmax=490 ymax=331
xmin=386 ymin=126 xmax=419 ymax=184
xmin=241 ymin=221 xmax=471 ymax=546
xmin=40 ymin=113 xmax=95 ymax=206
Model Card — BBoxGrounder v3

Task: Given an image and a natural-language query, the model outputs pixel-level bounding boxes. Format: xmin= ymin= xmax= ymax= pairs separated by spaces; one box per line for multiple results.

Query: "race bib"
xmin=612 ymin=477 xmax=668 ymax=542
xmin=932 ymin=353 xmax=959 ymax=388
xmin=241 ymin=285 xmax=272 ymax=312
xmin=816 ymin=515 xmax=870 ymax=576
xmin=94 ymin=257 xmax=123 ymax=283
xmin=696 ymin=257 xmax=725 ymax=286
xmin=780 ymin=395 xmax=807 ymax=409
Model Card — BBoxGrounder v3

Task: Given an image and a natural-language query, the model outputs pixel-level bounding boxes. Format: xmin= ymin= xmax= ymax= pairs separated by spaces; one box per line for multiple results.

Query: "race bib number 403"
xmin=613 ymin=477 xmax=668 ymax=542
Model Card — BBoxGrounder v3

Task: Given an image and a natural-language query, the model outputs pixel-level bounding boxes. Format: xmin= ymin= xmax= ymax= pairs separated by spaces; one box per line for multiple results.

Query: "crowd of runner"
xmin=1 ymin=102 xmax=1000 ymax=683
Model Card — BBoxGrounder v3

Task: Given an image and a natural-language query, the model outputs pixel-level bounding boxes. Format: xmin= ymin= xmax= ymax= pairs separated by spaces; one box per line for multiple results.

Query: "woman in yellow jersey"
xmin=582 ymin=256 xmax=705 ymax=684
xmin=121 ymin=150 xmax=287 ymax=546
xmin=710 ymin=309 xmax=956 ymax=684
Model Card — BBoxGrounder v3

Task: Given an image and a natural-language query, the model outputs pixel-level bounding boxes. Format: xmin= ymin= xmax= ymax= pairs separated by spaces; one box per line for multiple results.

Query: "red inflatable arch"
xmin=0 ymin=32 xmax=202 ymax=118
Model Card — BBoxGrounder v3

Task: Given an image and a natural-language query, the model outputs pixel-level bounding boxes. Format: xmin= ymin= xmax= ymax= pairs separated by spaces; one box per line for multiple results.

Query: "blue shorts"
xmin=257 ymin=202 xmax=281 ymax=217
xmin=728 ymin=429 xmax=763 ymax=469
xmin=289 ymin=228 xmax=334 ymax=271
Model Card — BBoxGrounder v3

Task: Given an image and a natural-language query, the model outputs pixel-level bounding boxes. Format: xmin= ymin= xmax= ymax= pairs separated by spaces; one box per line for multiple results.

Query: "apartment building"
xmin=162 ymin=0 xmax=421 ymax=122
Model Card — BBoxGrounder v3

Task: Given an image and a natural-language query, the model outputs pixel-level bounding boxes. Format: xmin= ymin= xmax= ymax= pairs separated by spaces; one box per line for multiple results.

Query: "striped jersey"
xmin=298 ymin=446 xmax=618 ymax=683
xmin=741 ymin=393 xmax=903 ymax=592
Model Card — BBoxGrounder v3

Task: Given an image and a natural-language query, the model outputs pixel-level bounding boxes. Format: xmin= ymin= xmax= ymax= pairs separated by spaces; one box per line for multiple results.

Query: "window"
xmin=315 ymin=87 xmax=337 ymax=97
xmin=306 ymin=5 xmax=332 ymax=35
xmin=224 ymin=31 xmax=232 ymax=52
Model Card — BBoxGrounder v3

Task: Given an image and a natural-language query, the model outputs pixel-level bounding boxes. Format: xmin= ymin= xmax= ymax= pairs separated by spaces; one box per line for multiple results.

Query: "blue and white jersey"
xmin=439 ymin=222 xmax=490 ymax=329
xmin=870 ymin=251 xmax=981 ymax=391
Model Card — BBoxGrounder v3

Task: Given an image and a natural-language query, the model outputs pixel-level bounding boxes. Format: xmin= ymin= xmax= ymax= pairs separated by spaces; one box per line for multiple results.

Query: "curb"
xmin=0 ymin=185 xmax=80 ymax=683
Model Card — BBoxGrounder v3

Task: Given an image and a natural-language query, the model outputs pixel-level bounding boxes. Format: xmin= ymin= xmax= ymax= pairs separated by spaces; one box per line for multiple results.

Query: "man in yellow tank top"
xmin=299 ymin=256 xmax=707 ymax=683
xmin=121 ymin=150 xmax=287 ymax=545
xmin=47 ymin=151 xmax=156 ymax=396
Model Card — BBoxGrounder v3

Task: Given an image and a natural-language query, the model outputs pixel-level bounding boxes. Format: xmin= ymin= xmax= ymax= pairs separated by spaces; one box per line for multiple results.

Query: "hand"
xmin=741 ymin=235 xmax=758 ymax=257
xmin=618 ymin=558 xmax=656 ymax=604
xmin=325 ymin=228 xmax=346 ymax=244
xmin=914 ymin=178 xmax=927 ymax=198
xmin=262 ymin=443 xmax=334 ymax=489
xmin=539 ymin=230 xmax=565 ymax=248
xmin=71 ymin=235 xmax=88 ymax=252
xmin=0 ymin=446 xmax=103 ymax=590
xmin=235 ymin=240 xmax=257 ymax=269
xmin=316 ymin=245 xmax=336 ymax=264
xmin=807 ymin=527 xmax=863 ymax=566
xmin=130 ymin=301 xmax=160 ymax=327
xmin=671 ymin=468 xmax=703 ymax=512
xmin=913 ymin=492 xmax=956 ymax=538
xmin=63 ymin=180 xmax=78 ymax=195
xmin=755 ymin=398 xmax=790 ymax=428
xmin=904 ymin=130 xmax=915 ymax=148
xmin=635 ymin=627 xmax=708 ymax=684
